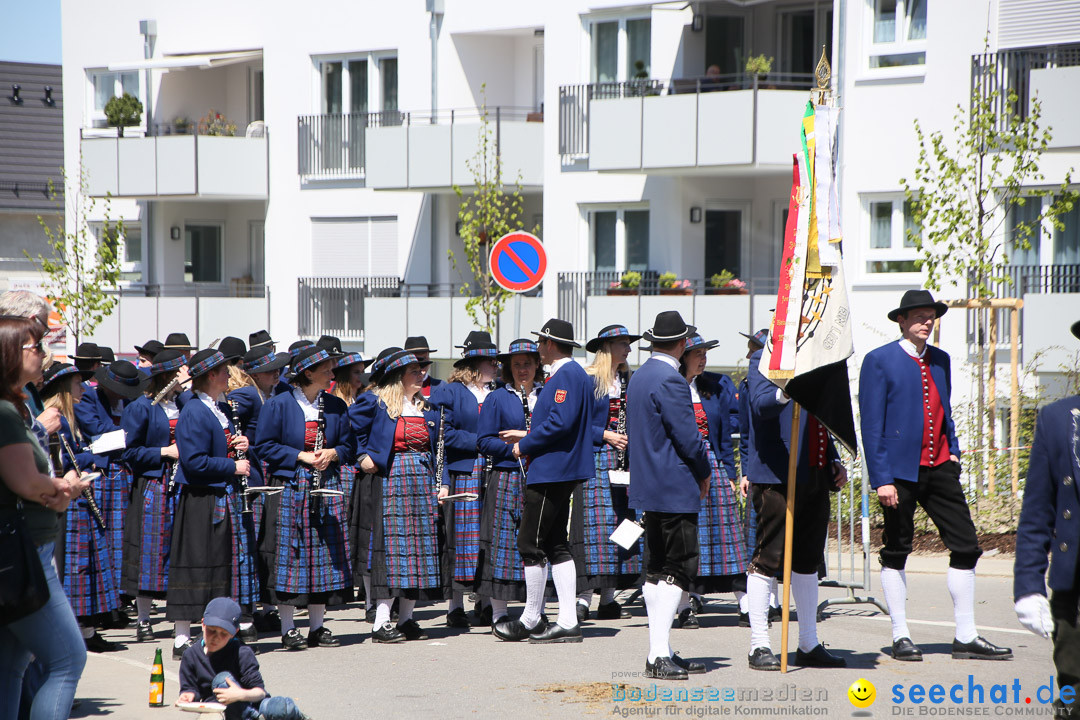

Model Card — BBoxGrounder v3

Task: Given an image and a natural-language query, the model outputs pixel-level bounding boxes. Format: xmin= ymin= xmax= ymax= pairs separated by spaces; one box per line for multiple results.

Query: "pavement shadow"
xmin=70 ymin=697 xmax=122 ymax=717
xmin=877 ymin=641 xmax=956 ymax=660
xmin=782 ymin=649 xmax=882 ymax=671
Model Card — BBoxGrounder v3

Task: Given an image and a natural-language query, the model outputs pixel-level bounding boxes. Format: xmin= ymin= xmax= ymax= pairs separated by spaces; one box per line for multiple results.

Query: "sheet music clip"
xmin=610 ymin=518 xmax=644 ymax=550
xmin=608 ymin=470 xmax=630 ymax=486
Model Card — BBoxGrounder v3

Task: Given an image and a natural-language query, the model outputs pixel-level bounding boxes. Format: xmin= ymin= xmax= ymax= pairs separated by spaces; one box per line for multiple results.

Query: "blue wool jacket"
xmin=478 ymin=384 xmax=534 ymax=471
xmin=859 ymin=340 xmax=961 ymax=489
xmin=587 ymin=371 xmax=629 ymax=450
xmin=347 ymin=391 xmax=378 ymax=458
xmin=120 ymin=395 xmax=173 ymax=478
xmin=627 ymin=355 xmax=711 ymax=514
xmin=517 ymin=359 xmax=596 ymax=485
xmin=74 ymin=386 xmax=126 ymax=470
xmin=696 ymin=372 xmax=737 ymax=481
xmin=430 ymin=381 xmax=484 ymax=473
xmin=175 ymin=397 xmax=240 ymax=488
xmin=737 ymin=378 xmax=751 ymax=478
xmin=57 ymin=416 xmax=94 ymax=474
xmin=363 ymin=400 xmax=448 ymax=489
xmin=254 ymin=390 xmax=355 ymax=478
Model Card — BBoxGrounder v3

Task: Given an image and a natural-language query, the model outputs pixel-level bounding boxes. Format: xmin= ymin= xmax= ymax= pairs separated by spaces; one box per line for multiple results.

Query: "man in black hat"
xmin=493 ymin=318 xmax=596 ymax=644
xmin=249 ymin=330 xmax=275 ymax=352
xmin=627 ymin=311 xmax=712 ymax=680
xmin=860 ymin=289 xmax=1011 ymax=662
xmin=218 ymin=337 xmax=247 ymax=364
xmin=135 ymin=339 xmax=165 ymax=368
xmin=164 ymin=333 xmax=197 ymax=361
xmin=404 ymin=336 xmax=442 ymax=397
xmin=73 ymin=342 xmax=104 ymax=376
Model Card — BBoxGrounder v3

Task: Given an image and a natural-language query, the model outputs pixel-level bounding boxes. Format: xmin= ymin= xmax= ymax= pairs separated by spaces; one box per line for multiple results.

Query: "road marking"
xmin=845 ymin=612 xmax=1032 ymax=636
xmin=89 ymin=650 xmax=181 ymax=683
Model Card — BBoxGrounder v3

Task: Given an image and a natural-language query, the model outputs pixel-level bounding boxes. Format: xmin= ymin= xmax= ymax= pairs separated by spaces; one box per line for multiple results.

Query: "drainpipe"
xmin=427 ymin=1 xmax=444 ymax=300
xmin=140 ymin=19 xmax=157 ymax=288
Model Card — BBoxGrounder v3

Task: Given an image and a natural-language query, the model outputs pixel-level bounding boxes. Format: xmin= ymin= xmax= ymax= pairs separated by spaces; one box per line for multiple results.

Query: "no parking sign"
xmin=488 ymin=231 xmax=547 ymax=293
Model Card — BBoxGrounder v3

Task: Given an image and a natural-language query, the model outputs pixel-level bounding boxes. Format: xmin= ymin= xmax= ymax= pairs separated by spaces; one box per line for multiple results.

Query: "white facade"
xmin=60 ymin=1 xmax=1080 ymax=412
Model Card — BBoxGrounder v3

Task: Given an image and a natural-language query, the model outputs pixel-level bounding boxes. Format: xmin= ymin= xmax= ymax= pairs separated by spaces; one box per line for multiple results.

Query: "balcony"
xmin=81 ymin=124 xmax=268 ymax=200
xmin=972 ymin=45 xmax=1080 ymax=147
xmin=558 ymin=75 xmax=813 ymax=173
xmin=297 ymin=276 xmax=544 ymax=353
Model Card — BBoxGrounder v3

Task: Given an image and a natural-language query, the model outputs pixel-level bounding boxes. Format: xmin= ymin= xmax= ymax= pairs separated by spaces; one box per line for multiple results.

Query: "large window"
xmin=92 ymin=221 xmax=142 ymax=283
xmin=185 ymin=224 xmax=223 ymax=283
xmin=867 ymin=0 xmax=927 ymax=69
xmin=1007 ymin=200 xmax=1042 ymax=266
xmin=864 ymin=196 xmax=920 ymax=274
xmin=590 ymin=15 xmax=651 ymax=83
xmin=591 ymin=209 xmax=649 ymax=272
xmin=705 ymin=209 xmax=742 ymax=279
xmin=87 ymin=70 xmax=141 ymax=128
xmin=779 ymin=7 xmax=833 ymax=75
xmin=316 ymin=53 xmax=396 ymax=116
xmin=706 ymin=15 xmax=746 ymax=76
xmin=1055 ymin=197 xmax=1080 ymax=265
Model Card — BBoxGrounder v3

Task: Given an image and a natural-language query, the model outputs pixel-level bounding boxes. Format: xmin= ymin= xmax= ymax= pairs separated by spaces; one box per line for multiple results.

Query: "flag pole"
xmin=779 ymin=403 xmax=802 ymax=673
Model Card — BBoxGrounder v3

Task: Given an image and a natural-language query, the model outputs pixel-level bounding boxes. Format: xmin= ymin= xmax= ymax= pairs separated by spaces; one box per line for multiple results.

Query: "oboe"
xmin=57 ymin=431 xmax=107 ymax=530
xmin=434 ymin=407 xmax=446 ymax=494
xmin=227 ymin=400 xmax=253 ymax=514
xmin=309 ymin=392 xmax=342 ymax=497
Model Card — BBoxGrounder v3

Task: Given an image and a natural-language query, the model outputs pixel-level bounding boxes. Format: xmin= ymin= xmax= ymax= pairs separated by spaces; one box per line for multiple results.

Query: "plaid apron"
xmin=579 ymin=445 xmax=642 ymax=577
xmin=485 ymin=468 xmax=525 ymax=582
xmin=379 ymin=451 xmax=441 ymax=590
xmin=698 ymin=445 xmax=749 ymax=577
xmin=271 ymin=466 xmax=351 ymax=596
xmin=212 ymin=481 xmax=258 ymax=606
xmin=134 ymin=476 xmax=175 ymax=594
xmin=451 ymin=456 xmax=484 ymax=584
xmin=63 ymin=487 xmax=119 ymax=617
xmin=99 ymin=460 xmax=132 ymax=595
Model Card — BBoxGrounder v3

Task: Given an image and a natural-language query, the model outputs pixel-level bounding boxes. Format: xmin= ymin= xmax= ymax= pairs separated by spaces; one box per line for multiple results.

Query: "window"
xmin=1055 ymin=197 xmax=1080 ymax=265
xmin=1007 ymin=200 xmax=1042 ymax=266
xmin=91 ymin=221 xmax=142 ymax=283
xmin=706 ymin=15 xmax=746 ymax=76
xmin=868 ymin=0 xmax=926 ymax=69
xmin=380 ymin=58 xmax=398 ymax=113
xmin=589 ymin=16 xmax=651 ymax=84
xmin=864 ymin=197 xmax=920 ymax=273
xmin=592 ymin=22 xmax=618 ymax=83
xmin=705 ymin=209 xmax=742 ymax=279
xmin=88 ymin=70 xmax=141 ymax=128
xmin=315 ymin=53 xmax=396 ymax=116
xmin=185 ymin=224 xmax=223 ymax=283
xmin=590 ymin=208 xmax=649 ymax=272
xmin=626 ymin=19 xmax=651 ymax=79
xmin=779 ymin=7 xmax=833 ymax=75
xmin=249 ymin=69 xmax=264 ymax=122
xmin=311 ymin=216 xmax=397 ymax=276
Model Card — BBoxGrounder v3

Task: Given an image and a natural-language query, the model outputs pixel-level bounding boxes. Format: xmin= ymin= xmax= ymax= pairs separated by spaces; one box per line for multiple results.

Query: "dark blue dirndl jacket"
xmin=478 ymin=384 xmax=533 ymax=471
xmin=737 ymin=378 xmax=750 ymax=478
xmin=696 ymin=372 xmax=736 ymax=481
xmin=517 ymin=360 xmax=596 ymax=485
xmin=254 ymin=390 xmax=355 ymax=479
xmin=347 ymin=390 xmax=378 ymax=458
xmin=74 ymin=386 xmax=126 ymax=470
xmin=175 ymin=398 xmax=240 ymax=488
xmin=57 ymin=416 xmax=94 ymax=474
xmin=430 ymin=381 xmax=483 ymax=473
xmin=364 ymin=400 xmax=448 ymax=488
xmin=120 ymin=395 xmax=173 ymax=478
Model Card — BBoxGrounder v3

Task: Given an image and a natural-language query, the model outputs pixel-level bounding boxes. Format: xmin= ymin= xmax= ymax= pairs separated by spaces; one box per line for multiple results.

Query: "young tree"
xmin=450 ymin=87 xmax=537 ymax=340
xmin=29 ymin=164 xmax=123 ymax=346
xmin=901 ymin=58 xmax=1077 ymax=490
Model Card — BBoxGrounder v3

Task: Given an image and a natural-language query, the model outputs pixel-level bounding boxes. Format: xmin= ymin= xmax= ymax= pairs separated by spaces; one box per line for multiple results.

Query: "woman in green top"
xmin=0 ymin=315 xmax=90 ymax=720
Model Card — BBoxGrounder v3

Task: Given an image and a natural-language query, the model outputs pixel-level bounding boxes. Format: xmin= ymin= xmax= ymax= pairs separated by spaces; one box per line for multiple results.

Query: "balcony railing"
xmin=971 ymin=45 xmax=1080 ymax=131
xmin=297 ymin=111 xmax=404 ymax=180
xmin=559 ymin=73 xmax=814 ymax=160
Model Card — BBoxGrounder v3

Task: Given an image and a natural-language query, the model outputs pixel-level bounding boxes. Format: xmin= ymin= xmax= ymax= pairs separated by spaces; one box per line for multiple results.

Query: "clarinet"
xmin=517 ymin=384 xmax=532 ymax=478
xmin=482 ymin=380 xmax=496 ymax=473
xmin=434 ymin=407 xmax=446 ymax=493
xmin=308 ymin=392 xmax=342 ymax=497
xmin=615 ymin=373 xmax=628 ymax=471
xmin=227 ymin=400 xmax=253 ymax=514
xmin=57 ymin=431 xmax=107 ymax=530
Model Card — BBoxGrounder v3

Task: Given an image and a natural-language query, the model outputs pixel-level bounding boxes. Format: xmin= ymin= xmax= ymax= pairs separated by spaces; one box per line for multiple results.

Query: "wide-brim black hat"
xmin=94 ymin=361 xmax=149 ymax=399
xmin=187 ymin=349 xmax=228 ymax=378
xmin=404 ymin=336 xmax=437 ymax=353
xmin=242 ymin=347 xmax=290 ymax=374
xmin=99 ymin=347 xmax=116 ymax=363
xmin=1071 ymin=321 xmax=1080 ymax=341
xmin=148 ymin=349 xmax=187 ymax=377
xmin=642 ymin=311 xmax=696 ymax=343
xmin=887 ymin=289 xmax=948 ymax=322
xmin=371 ymin=348 xmax=431 ymax=384
xmin=288 ymin=340 xmax=315 ymax=356
xmin=585 ymin=325 xmax=642 ymax=354
xmin=739 ymin=328 xmax=770 ymax=348
xmin=164 ymin=332 xmax=196 ymax=351
xmin=218 ymin=336 xmax=247 ymax=362
xmin=249 ymin=330 xmax=274 ymax=349
xmin=134 ymin=339 xmax=164 ymax=357
xmin=682 ymin=334 xmax=719 ymax=354
xmin=531 ymin=318 xmax=581 ymax=348
xmin=317 ymin=335 xmax=344 ymax=357
xmin=496 ymin=338 xmax=540 ymax=362
xmin=291 ymin=347 xmax=335 ymax=378
xmin=41 ymin=362 xmax=92 ymax=394
xmin=72 ymin=342 xmax=102 ymax=360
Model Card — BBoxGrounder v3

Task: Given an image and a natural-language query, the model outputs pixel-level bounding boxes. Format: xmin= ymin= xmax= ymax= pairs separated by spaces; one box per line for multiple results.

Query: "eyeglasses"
xmin=22 ymin=340 xmax=46 ymax=354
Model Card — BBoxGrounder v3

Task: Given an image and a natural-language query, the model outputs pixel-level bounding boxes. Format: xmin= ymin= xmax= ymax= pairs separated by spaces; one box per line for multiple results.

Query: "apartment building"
xmin=59 ymin=0 xmax=1080 ymax=400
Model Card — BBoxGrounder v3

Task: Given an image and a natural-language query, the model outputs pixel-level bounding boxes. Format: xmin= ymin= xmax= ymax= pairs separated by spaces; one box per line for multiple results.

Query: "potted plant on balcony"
xmin=198 ymin=110 xmax=237 ymax=136
xmin=658 ymin=272 xmax=693 ymax=296
xmin=608 ymin=270 xmax=641 ymax=296
xmin=104 ymin=93 xmax=143 ymax=137
xmin=706 ymin=269 xmax=748 ymax=295
xmin=173 ymin=116 xmax=192 ymax=135
xmin=745 ymin=54 xmax=775 ymax=88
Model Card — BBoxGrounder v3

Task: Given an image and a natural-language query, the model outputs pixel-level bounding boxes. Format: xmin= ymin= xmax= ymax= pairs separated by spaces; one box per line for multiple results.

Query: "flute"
xmin=227 ymin=399 xmax=254 ymax=514
xmin=57 ymin=430 xmax=107 ymax=530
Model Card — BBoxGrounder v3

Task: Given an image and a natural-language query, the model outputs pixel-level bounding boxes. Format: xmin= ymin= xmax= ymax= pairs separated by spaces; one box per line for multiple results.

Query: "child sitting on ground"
xmin=176 ymin=597 xmax=310 ymax=720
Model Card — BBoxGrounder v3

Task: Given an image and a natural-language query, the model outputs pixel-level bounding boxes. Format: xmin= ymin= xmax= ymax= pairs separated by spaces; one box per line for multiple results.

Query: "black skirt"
xmin=166 ymin=486 xmax=234 ymax=621
xmin=348 ymin=471 xmax=375 ymax=585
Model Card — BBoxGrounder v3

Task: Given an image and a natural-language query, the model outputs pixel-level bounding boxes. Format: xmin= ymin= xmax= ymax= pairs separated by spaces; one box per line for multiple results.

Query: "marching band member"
xmin=331 ymin=351 xmax=372 ymax=517
xmin=677 ymin=333 xmax=748 ymax=627
xmin=134 ymin=339 xmax=164 ymax=369
xmin=71 ymin=342 xmax=104 ymax=378
xmin=248 ymin=329 xmax=277 ymax=353
xmin=255 ymin=347 xmax=355 ymax=651
xmin=574 ymin=325 xmax=642 ymax=622
xmin=432 ymin=331 xmax=498 ymax=628
xmin=627 ymin=311 xmax=711 ymax=680
xmin=862 ymin=290 xmax=1011 ymax=661
xmin=163 ymin=332 xmax=197 ymax=361
xmin=493 ymin=318 xmax=595 ymax=644
xmin=167 ymin=349 xmax=257 ymax=660
xmin=41 ymin=362 xmax=120 ymax=652
xmin=119 ymin=350 xmax=186 ymax=643
xmin=404 ymin=336 xmax=442 ymax=398
xmin=477 ymin=339 xmax=542 ymax=626
xmin=362 ymin=348 xmax=447 ymax=643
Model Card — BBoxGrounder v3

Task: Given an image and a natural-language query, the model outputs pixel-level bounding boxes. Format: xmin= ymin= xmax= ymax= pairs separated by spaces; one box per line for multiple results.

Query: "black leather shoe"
xmin=238 ymin=624 xmax=258 ymax=644
xmin=281 ymin=628 xmax=308 ymax=651
xmin=446 ymin=607 xmax=470 ymax=628
xmin=596 ymin=601 xmax=630 ymax=620
xmin=307 ymin=626 xmax=340 ymax=648
xmin=576 ymin=603 xmax=590 ymax=623
xmin=892 ymin=637 xmax=923 ymax=661
xmin=98 ymin=609 xmax=132 ymax=630
xmin=371 ymin=622 xmax=405 ymax=643
xmin=689 ymin=595 xmax=704 ymax=614
xmin=85 ymin=632 xmax=120 ymax=653
xmin=748 ymin=647 xmax=780 ymax=671
xmin=172 ymin=638 xmax=194 ymax=660
xmin=397 ymin=619 xmax=428 ymax=641
xmin=365 ymin=607 xmax=377 ymax=624
xmin=470 ymin=605 xmax=493 ymax=627
xmin=493 ymin=618 xmax=534 ymax=642
xmin=671 ymin=653 xmax=706 ymax=674
xmin=136 ymin=621 xmax=155 ymax=642
xmin=646 ymin=656 xmax=688 ymax=680
xmin=794 ymin=644 xmax=846 ymax=668
xmin=529 ymin=622 xmax=583 ymax=644
xmin=254 ymin=609 xmax=281 ymax=632
xmin=952 ymin=636 xmax=1012 ymax=660
xmin=738 ymin=612 xmax=751 ymax=628
xmin=769 ymin=606 xmax=783 ymax=623
xmin=674 ymin=608 xmax=700 ymax=629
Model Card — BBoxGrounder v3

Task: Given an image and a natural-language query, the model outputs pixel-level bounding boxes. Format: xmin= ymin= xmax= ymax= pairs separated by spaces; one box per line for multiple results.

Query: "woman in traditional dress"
xmin=166 ymin=349 xmax=258 ymax=659
xmin=431 ymin=331 xmax=498 ymax=627
xmin=573 ymin=325 xmax=642 ymax=621
xmin=255 ymin=346 xmax=355 ymax=651
xmin=331 ymin=351 xmax=371 ymax=508
xmin=476 ymin=339 xmax=542 ymax=628
xmin=119 ymin=349 xmax=185 ymax=643
xmin=360 ymin=348 xmax=447 ymax=643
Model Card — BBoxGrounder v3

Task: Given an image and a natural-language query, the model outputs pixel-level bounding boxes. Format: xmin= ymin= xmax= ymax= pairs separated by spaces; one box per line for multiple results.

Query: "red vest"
xmin=908 ymin=353 xmax=950 ymax=467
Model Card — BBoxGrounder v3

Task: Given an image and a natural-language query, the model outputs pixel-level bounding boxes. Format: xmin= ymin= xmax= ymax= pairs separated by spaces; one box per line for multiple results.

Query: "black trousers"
xmin=749 ymin=470 xmax=831 ymax=577
xmin=518 ymin=480 xmax=577 ymax=566
xmin=644 ymin=512 xmax=699 ymax=592
xmin=879 ymin=461 xmax=982 ymax=570
xmin=1051 ymin=559 xmax=1080 ymax=714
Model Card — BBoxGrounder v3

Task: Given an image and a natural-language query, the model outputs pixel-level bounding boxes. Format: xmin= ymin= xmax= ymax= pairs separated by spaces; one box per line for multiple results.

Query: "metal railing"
xmin=80 ymin=120 xmax=264 ymax=139
xmin=972 ymin=45 xmax=1080 ymax=131
xmin=111 ymin=282 xmax=266 ymax=298
xmin=558 ymin=73 xmax=815 ymax=159
xmin=961 ymin=264 xmax=1080 ymax=349
xmin=297 ymin=106 xmax=540 ymax=180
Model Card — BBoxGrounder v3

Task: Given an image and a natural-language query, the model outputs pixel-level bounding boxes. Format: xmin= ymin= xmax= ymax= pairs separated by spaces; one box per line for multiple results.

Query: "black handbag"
xmin=0 ymin=502 xmax=50 ymax=625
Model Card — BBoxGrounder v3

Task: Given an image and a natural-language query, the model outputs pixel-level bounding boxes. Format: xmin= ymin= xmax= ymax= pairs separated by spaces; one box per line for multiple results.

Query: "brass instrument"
xmin=57 ymin=430 xmax=107 ymax=530
xmin=227 ymin=400 xmax=254 ymax=514
xmin=309 ymin=392 xmax=342 ymax=498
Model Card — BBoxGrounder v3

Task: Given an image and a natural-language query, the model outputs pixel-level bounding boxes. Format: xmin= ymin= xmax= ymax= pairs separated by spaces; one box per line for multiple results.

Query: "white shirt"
xmin=898 ymin=338 xmax=927 ymax=359
xmin=467 ymin=384 xmax=490 ymax=404
xmin=510 ymin=385 xmax=539 ymax=413
xmin=607 ymin=378 xmax=622 ymax=399
xmin=402 ymin=398 xmax=424 ymax=417
xmin=292 ymin=388 xmax=320 ymax=422
xmin=196 ymin=391 xmax=229 ymax=429
xmin=648 ymin=351 xmax=681 ymax=372
xmin=160 ymin=399 xmax=179 ymax=421
xmin=547 ymin=356 xmax=574 ymax=378
xmin=689 ymin=377 xmax=702 ymax=404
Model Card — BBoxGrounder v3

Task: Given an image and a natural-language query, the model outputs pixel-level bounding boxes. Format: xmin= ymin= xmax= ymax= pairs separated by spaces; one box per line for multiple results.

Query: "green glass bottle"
xmin=149 ymin=647 xmax=165 ymax=707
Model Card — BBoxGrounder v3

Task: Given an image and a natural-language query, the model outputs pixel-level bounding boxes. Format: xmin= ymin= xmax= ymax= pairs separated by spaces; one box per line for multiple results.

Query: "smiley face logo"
xmin=848 ymin=678 xmax=876 ymax=709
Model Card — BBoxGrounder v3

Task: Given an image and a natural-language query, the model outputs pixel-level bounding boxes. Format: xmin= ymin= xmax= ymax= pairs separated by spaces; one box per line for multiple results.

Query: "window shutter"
xmin=998 ymin=0 xmax=1080 ymax=48
xmin=311 ymin=219 xmax=370 ymax=276
xmin=369 ymin=217 xmax=398 ymax=276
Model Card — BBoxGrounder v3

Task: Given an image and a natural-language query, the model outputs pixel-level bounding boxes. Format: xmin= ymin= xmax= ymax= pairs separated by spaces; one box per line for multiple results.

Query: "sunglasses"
xmin=22 ymin=340 xmax=46 ymax=354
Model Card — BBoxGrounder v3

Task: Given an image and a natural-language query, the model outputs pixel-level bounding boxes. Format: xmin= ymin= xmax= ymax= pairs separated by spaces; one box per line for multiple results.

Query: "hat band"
xmin=383 ymin=352 xmax=422 ymax=374
xmin=189 ymin=351 xmax=226 ymax=377
xmin=598 ymin=327 xmax=631 ymax=339
xmin=336 ymin=352 xmax=365 ymax=368
xmin=295 ymin=349 xmax=332 ymax=374
xmin=105 ymin=366 xmax=141 ymax=386
xmin=150 ymin=356 xmax=186 ymax=375
xmin=506 ymin=342 xmax=538 ymax=354
xmin=243 ymin=352 xmax=280 ymax=372
xmin=462 ymin=347 xmax=498 ymax=358
xmin=647 ymin=329 xmax=689 ymax=341
xmin=46 ymin=366 xmax=80 ymax=386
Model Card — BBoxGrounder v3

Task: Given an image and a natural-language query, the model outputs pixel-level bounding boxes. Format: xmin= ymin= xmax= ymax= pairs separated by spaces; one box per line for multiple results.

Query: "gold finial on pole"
xmin=814 ymin=45 xmax=831 ymax=105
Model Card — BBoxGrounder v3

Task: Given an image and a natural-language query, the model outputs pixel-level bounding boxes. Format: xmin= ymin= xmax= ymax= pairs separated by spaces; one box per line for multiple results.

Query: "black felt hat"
xmin=135 ymin=339 xmax=164 ymax=357
xmin=147 ymin=349 xmax=187 ymax=377
xmin=739 ymin=328 xmax=770 ymax=348
xmin=218 ymin=336 xmax=247 ymax=362
xmin=164 ymin=332 xmax=196 ymax=351
xmin=641 ymin=311 xmax=696 ymax=343
xmin=316 ymin=335 xmax=344 ymax=357
xmin=248 ymin=329 xmax=274 ymax=349
xmin=41 ymin=362 xmax=92 ymax=395
xmin=242 ymin=347 xmax=290 ymax=374
xmin=98 ymin=346 xmax=116 ymax=363
xmin=887 ymin=289 xmax=948 ymax=323
xmin=585 ymin=325 xmax=642 ymax=354
xmin=72 ymin=342 xmax=102 ymax=360
xmin=94 ymin=361 xmax=149 ymax=399
xmin=531 ymin=318 xmax=581 ymax=348
xmin=187 ymin=349 xmax=228 ymax=378
xmin=404 ymin=336 xmax=437 ymax=353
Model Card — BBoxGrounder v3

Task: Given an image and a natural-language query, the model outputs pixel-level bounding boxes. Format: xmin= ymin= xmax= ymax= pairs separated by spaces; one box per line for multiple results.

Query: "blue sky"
xmin=0 ymin=0 xmax=62 ymax=64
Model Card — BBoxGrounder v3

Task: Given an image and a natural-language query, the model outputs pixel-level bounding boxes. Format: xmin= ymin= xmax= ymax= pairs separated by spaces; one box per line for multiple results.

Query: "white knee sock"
xmin=449 ymin=591 xmax=464 ymax=612
xmin=136 ymin=596 xmax=153 ymax=623
xmin=746 ymin=573 xmax=772 ymax=651
xmin=948 ymin=567 xmax=978 ymax=643
xmin=174 ymin=620 xmax=191 ymax=645
xmin=678 ymin=590 xmax=691 ymax=613
xmin=362 ymin=577 xmax=372 ymax=611
xmin=735 ymin=590 xmax=748 ymax=614
xmin=791 ymin=572 xmax=820 ymax=652
xmin=576 ymin=591 xmax=592 ymax=607
xmin=398 ymin=598 xmax=416 ymax=624
xmin=880 ymin=567 xmax=911 ymax=641
xmin=520 ymin=564 xmax=549 ymax=629
xmin=374 ymin=598 xmax=392 ymax=627
xmin=645 ymin=581 xmax=682 ymax=662
xmin=490 ymin=598 xmax=508 ymax=622
xmin=600 ymin=587 xmax=617 ymax=605
xmin=770 ymin=578 xmax=780 ymax=608
xmin=278 ymin=604 xmax=296 ymax=633
xmin=551 ymin=560 xmax=579 ymax=629
xmin=308 ymin=604 xmax=325 ymax=631
xmin=81 ymin=625 xmax=96 ymax=640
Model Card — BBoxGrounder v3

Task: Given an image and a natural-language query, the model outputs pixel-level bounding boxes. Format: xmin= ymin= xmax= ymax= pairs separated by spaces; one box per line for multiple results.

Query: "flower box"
xmin=607 ymin=287 xmax=639 ymax=296
xmin=659 ymin=287 xmax=694 ymax=296
xmin=706 ymin=287 xmax=749 ymax=295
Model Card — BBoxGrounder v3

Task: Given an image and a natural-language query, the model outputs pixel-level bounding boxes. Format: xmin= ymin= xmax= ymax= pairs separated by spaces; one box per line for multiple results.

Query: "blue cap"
xmin=203 ymin=597 xmax=241 ymax=635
